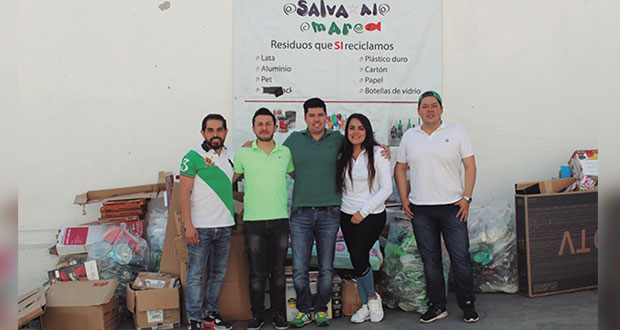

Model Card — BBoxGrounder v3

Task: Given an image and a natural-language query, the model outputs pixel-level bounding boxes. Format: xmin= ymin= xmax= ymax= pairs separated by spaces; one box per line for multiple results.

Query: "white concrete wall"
xmin=18 ymin=0 xmax=604 ymax=294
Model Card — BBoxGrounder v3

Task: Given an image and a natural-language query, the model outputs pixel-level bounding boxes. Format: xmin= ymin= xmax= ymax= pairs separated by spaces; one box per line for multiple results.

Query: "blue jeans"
xmin=186 ymin=227 xmax=232 ymax=321
xmin=289 ymin=206 xmax=340 ymax=313
xmin=410 ymin=204 xmax=475 ymax=310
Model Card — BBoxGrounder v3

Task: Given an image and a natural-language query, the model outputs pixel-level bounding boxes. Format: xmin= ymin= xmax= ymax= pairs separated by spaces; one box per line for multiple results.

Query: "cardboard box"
xmin=56 ymin=225 xmax=109 ymax=256
xmin=159 ymin=181 xmax=251 ymax=323
xmin=342 ymin=279 xmax=362 ymax=316
xmin=126 ymin=284 xmax=180 ymax=328
xmin=218 ymin=233 xmax=253 ymax=320
xmin=47 ymin=260 xmax=100 ymax=281
xmin=41 ymin=279 xmax=120 ymax=330
xmin=18 ymin=287 xmax=47 ymax=327
xmin=132 ymin=272 xmax=179 ymax=290
xmin=178 ymin=259 xmax=189 ymax=325
xmin=515 ymin=178 xmax=598 ymax=297
xmin=331 ymin=274 xmax=343 ymax=318
xmin=74 ymin=182 xmax=167 ymax=206
xmin=515 ymin=177 xmax=576 ymax=195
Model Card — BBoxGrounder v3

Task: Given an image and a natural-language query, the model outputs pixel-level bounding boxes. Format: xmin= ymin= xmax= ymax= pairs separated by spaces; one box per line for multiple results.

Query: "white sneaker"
xmin=367 ymin=293 xmax=384 ymax=322
xmin=350 ymin=304 xmax=370 ymax=323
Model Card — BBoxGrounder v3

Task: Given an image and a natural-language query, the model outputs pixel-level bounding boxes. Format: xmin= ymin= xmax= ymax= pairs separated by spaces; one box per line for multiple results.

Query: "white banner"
xmin=234 ymin=0 xmax=441 ymax=147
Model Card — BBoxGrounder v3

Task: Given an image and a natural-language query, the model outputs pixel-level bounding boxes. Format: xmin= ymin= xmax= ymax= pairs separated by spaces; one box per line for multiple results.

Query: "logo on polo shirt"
xmin=204 ymin=157 xmax=214 ymax=167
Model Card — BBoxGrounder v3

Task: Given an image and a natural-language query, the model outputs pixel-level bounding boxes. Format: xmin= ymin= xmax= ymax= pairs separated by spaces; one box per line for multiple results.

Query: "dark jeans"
xmin=289 ymin=206 xmax=340 ymax=313
xmin=339 ymin=211 xmax=386 ymax=277
xmin=244 ymin=219 xmax=289 ymax=317
xmin=410 ymin=204 xmax=476 ymax=310
xmin=186 ymin=227 xmax=232 ymax=321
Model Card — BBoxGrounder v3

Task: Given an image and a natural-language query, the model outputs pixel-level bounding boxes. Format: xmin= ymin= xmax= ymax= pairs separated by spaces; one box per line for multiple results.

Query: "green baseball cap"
xmin=418 ymin=90 xmax=442 ymax=105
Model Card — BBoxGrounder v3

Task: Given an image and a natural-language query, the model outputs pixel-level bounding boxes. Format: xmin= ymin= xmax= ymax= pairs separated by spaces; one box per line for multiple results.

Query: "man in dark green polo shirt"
xmin=234 ymin=108 xmax=294 ymax=330
xmin=284 ymin=98 xmax=344 ymax=328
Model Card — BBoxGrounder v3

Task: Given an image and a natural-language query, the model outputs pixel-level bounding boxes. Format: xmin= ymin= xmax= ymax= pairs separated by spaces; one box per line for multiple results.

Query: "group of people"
xmin=179 ymin=91 xmax=479 ymax=330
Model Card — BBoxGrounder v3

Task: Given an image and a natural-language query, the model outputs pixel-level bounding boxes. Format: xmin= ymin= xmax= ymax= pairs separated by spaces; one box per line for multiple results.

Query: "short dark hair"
xmin=417 ymin=91 xmax=443 ymax=108
xmin=303 ymin=97 xmax=327 ymax=115
xmin=252 ymin=108 xmax=276 ymax=126
xmin=201 ymin=114 xmax=227 ymax=131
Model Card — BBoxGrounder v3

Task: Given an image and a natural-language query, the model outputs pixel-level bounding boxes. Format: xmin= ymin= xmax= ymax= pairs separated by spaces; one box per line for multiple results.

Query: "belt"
xmin=299 ymin=206 xmax=339 ymax=211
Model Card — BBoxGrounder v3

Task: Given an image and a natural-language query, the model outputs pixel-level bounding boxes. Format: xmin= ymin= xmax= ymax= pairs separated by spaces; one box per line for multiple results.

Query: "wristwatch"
xmin=463 ymin=196 xmax=472 ymax=203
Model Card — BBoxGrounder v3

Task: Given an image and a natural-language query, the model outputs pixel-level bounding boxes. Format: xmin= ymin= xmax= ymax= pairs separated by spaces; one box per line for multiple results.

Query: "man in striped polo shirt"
xmin=179 ymin=114 xmax=234 ymax=330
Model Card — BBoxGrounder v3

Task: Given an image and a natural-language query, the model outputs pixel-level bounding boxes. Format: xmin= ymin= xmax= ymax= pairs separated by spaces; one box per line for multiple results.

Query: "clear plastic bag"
xmin=87 ymin=223 xmax=150 ymax=318
xmin=145 ymin=208 xmax=168 ymax=271
xmin=380 ymin=219 xmax=450 ymax=314
xmin=147 ymin=208 xmax=168 ymax=253
xmin=467 ymin=200 xmax=518 ymax=293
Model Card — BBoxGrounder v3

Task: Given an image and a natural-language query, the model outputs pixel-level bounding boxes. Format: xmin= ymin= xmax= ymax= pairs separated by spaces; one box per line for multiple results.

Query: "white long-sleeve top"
xmin=341 ymin=145 xmax=393 ymax=217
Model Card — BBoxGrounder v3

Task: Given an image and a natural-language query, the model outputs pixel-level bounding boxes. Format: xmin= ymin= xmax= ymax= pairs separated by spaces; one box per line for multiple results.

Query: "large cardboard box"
xmin=515 ymin=178 xmax=598 ymax=297
xmin=218 ymin=233 xmax=253 ymax=320
xmin=126 ymin=284 xmax=181 ymax=328
xmin=18 ymin=287 xmax=46 ymax=327
xmin=41 ymin=279 xmax=120 ymax=330
xmin=160 ymin=182 xmax=251 ymax=323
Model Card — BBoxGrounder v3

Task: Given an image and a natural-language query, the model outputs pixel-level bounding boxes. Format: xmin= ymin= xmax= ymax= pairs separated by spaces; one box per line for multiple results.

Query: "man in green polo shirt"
xmin=283 ymin=97 xmax=343 ymax=328
xmin=233 ymin=108 xmax=294 ymax=330
xmin=284 ymin=98 xmax=390 ymax=328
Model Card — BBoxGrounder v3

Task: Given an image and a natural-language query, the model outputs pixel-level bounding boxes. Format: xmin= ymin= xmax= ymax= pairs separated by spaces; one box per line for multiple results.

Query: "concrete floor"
xmin=119 ymin=289 xmax=598 ymax=330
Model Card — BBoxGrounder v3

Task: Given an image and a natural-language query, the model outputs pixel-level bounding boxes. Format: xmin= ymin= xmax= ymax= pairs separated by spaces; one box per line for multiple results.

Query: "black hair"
xmin=336 ymin=113 xmax=379 ymax=193
xmin=303 ymin=97 xmax=327 ymax=115
xmin=201 ymin=114 xmax=227 ymax=131
xmin=252 ymin=107 xmax=276 ymax=126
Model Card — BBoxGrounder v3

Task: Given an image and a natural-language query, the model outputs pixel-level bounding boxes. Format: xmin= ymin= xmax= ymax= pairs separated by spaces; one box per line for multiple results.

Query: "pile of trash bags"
xmin=380 ymin=219 xmax=450 ymax=314
xmin=467 ymin=201 xmax=517 ymax=293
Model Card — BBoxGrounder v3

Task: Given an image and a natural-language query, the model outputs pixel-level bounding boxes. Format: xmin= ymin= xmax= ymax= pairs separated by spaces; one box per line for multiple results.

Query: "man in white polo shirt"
xmin=394 ymin=91 xmax=479 ymax=324
xmin=179 ymin=114 xmax=234 ymax=330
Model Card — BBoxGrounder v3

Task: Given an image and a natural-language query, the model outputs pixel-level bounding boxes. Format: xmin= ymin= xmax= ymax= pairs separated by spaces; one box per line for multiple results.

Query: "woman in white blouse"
xmin=336 ymin=113 xmax=392 ymax=324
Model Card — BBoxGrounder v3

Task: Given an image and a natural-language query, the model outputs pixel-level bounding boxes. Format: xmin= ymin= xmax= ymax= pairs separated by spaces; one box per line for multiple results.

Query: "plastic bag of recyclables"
xmin=146 ymin=208 xmax=168 ymax=271
xmin=467 ymin=200 xmax=517 ymax=293
xmin=88 ymin=223 xmax=150 ymax=315
xmin=380 ymin=219 xmax=450 ymax=314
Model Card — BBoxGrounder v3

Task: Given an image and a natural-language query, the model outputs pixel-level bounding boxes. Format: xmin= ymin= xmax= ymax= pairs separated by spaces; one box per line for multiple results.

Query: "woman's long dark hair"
xmin=336 ymin=113 xmax=379 ymax=193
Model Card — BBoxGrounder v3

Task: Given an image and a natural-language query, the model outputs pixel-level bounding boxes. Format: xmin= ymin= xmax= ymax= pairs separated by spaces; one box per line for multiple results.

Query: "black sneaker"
xmin=419 ymin=303 xmax=448 ymax=324
xmin=188 ymin=319 xmax=202 ymax=330
xmin=247 ymin=315 xmax=265 ymax=330
xmin=463 ymin=306 xmax=479 ymax=323
xmin=272 ymin=314 xmax=289 ymax=330
xmin=204 ymin=311 xmax=233 ymax=330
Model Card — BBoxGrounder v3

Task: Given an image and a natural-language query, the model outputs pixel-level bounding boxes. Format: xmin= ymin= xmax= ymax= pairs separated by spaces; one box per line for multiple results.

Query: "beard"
xmin=206 ymin=137 xmax=224 ymax=149
xmin=256 ymin=132 xmax=274 ymax=142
